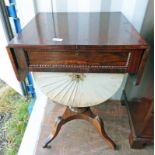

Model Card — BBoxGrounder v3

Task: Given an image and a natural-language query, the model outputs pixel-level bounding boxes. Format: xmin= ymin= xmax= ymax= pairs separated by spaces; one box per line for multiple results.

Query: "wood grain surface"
xmin=7 ymin=12 xmax=149 ymax=84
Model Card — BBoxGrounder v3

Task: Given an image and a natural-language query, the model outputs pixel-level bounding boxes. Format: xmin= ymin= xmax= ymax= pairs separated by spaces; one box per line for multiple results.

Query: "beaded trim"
xmin=29 ymin=53 xmax=131 ymax=70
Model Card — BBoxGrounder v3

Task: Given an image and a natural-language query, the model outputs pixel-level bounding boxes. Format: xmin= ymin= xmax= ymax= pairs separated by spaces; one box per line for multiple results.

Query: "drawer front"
xmin=24 ymin=48 xmax=143 ymax=73
xmin=26 ymin=49 xmax=130 ymax=67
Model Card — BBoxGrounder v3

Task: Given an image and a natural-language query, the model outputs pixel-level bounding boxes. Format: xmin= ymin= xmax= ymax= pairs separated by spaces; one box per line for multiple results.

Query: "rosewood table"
xmin=7 ymin=12 xmax=149 ymax=150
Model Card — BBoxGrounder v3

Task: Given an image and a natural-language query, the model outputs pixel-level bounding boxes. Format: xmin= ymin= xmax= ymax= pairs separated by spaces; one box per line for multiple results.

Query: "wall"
xmin=122 ymin=0 xmax=149 ymax=32
xmin=34 ymin=0 xmax=148 ymax=32
xmin=16 ymin=0 xmax=36 ymax=28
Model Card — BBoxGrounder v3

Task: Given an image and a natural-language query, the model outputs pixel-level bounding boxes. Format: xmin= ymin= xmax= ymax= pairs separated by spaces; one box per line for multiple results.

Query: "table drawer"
xmin=26 ymin=49 xmax=130 ymax=67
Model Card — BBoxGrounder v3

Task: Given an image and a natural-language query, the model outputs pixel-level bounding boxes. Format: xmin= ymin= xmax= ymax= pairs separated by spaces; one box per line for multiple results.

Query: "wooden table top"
xmin=8 ymin=12 xmax=147 ymax=49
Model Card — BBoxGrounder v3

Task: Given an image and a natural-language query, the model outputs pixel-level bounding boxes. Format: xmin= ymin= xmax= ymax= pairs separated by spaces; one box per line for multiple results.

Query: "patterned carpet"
xmin=35 ymin=100 xmax=153 ymax=155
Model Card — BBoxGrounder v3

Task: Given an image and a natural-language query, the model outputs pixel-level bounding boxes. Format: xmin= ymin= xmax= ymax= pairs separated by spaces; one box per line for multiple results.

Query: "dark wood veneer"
xmin=7 ymin=12 xmax=149 ymax=84
xmin=27 ymin=50 xmax=129 ymax=66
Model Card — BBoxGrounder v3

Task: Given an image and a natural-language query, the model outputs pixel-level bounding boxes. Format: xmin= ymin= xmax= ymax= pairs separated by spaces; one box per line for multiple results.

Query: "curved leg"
xmin=92 ymin=115 xmax=116 ymax=150
xmin=43 ymin=107 xmax=81 ymax=148
xmin=73 ymin=109 xmax=116 ymax=149
xmin=43 ymin=116 xmax=63 ymax=148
